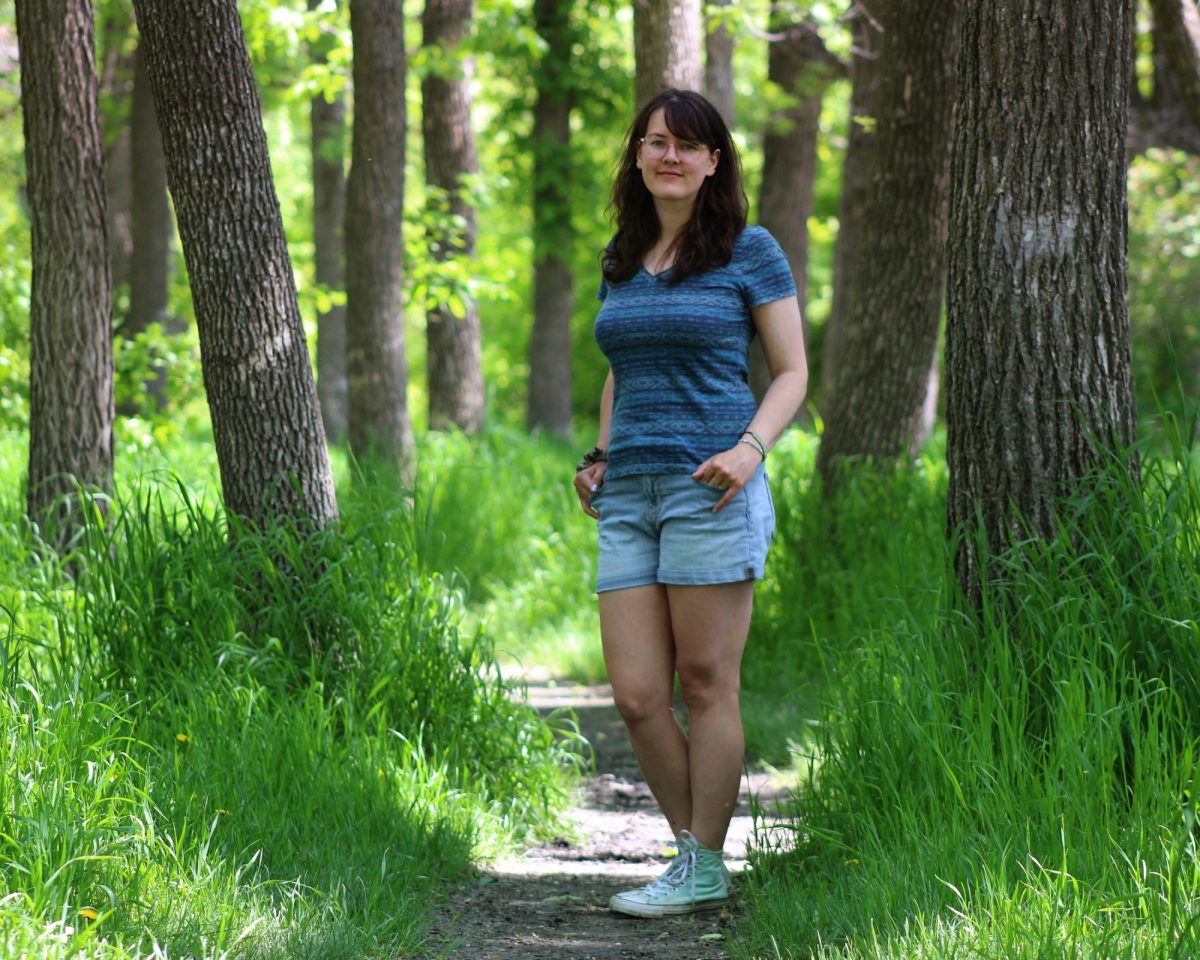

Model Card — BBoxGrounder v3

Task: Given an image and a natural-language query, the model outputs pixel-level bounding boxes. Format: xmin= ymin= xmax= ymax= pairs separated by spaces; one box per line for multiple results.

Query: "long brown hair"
xmin=602 ymin=89 xmax=748 ymax=286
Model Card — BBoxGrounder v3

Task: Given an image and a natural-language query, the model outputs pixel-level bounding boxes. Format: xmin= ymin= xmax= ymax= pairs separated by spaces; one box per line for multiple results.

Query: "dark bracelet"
xmin=576 ymin=446 xmax=608 ymax=472
xmin=740 ymin=430 xmax=767 ymax=459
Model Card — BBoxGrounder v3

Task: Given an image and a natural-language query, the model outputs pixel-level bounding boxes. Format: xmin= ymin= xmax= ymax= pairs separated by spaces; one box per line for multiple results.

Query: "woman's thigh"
xmin=599 ymin=583 xmax=676 ymax=717
xmin=666 ymin=581 xmax=754 ymax=698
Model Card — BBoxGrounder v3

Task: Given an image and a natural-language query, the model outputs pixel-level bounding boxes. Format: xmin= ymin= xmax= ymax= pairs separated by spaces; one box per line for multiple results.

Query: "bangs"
xmin=659 ymin=98 xmax=715 ymax=147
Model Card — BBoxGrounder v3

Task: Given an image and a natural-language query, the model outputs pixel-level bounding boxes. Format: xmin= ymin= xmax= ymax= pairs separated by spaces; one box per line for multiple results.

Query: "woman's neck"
xmin=654 ymin=198 xmax=693 ymax=240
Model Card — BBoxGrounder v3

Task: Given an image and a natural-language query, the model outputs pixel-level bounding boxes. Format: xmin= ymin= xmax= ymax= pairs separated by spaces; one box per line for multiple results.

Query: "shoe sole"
xmin=609 ymin=896 xmax=729 ymax=918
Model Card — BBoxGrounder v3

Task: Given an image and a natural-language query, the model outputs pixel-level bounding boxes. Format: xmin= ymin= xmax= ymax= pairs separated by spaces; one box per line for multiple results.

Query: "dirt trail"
xmin=422 ymin=683 xmax=791 ymax=960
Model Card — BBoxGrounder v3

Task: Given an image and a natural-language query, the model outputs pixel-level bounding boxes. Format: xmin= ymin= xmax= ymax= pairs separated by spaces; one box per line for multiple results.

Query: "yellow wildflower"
xmin=176 ymin=733 xmax=189 ymax=743
xmin=79 ymin=908 xmax=98 ymax=921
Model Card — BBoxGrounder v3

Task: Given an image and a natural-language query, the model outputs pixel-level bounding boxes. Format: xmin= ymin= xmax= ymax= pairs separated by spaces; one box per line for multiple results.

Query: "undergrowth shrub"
xmin=1 ymin=441 xmax=579 ymax=959
xmin=738 ymin=440 xmax=1200 ymax=959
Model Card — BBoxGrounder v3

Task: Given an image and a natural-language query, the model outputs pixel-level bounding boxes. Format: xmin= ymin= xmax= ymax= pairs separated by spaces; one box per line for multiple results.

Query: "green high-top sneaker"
xmin=609 ymin=830 xmax=731 ymax=918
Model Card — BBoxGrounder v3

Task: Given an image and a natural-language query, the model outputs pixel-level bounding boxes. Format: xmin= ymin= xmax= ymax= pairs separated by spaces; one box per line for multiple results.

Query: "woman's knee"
xmin=611 ymin=685 xmax=672 ymax=726
xmin=677 ymin=659 xmax=739 ymax=712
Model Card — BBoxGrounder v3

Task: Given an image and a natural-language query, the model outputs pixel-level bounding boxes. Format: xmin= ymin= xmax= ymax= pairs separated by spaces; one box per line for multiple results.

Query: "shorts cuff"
xmin=656 ymin=563 xmax=764 ymax=586
xmin=596 ymin=569 xmax=660 ymax=593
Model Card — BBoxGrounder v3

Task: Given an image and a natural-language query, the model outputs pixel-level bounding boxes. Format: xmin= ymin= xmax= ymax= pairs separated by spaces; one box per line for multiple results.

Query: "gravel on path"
xmin=421 ymin=683 xmax=791 ymax=960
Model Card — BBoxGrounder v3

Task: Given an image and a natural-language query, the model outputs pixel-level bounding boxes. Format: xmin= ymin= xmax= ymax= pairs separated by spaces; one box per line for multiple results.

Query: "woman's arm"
xmin=574 ymin=368 xmax=614 ymax=518
xmin=692 ymin=295 xmax=808 ymax=511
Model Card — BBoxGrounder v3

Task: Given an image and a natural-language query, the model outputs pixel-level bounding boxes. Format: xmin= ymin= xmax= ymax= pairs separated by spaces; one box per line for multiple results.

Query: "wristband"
xmin=737 ymin=437 xmax=765 ymax=461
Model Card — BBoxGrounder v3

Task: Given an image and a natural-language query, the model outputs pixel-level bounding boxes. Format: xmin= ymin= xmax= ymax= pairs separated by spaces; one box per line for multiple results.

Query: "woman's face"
xmin=635 ymin=108 xmax=719 ymax=208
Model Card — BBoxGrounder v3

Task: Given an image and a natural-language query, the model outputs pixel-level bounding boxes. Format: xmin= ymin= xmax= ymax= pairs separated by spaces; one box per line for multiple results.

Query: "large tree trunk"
xmin=633 ymin=0 xmax=704 ymax=107
xmin=132 ymin=0 xmax=338 ymax=528
xmin=704 ymin=0 xmax=734 ymax=125
xmin=752 ymin=15 xmax=837 ymax=403
xmin=815 ymin=0 xmax=960 ymax=486
xmin=527 ymin=0 xmax=575 ymax=438
xmin=345 ymin=0 xmax=413 ymax=460
xmin=422 ymin=0 xmax=485 ymax=434
xmin=309 ymin=0 xmax=349 ymax=444
xmin=1148 ymin=0 xmax=1200 ymax=131
xmin=946 ymin=0 xmax=1137 ymax=607
xmin=122 ymin=41 xmax=175 ymax=411
xmin=17 ymin=0 xmax=114 ymax=544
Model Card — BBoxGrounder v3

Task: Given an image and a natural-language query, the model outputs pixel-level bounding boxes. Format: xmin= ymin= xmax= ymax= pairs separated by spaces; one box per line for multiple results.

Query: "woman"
xmin=573 ymin=89 xmax=808 ymax=918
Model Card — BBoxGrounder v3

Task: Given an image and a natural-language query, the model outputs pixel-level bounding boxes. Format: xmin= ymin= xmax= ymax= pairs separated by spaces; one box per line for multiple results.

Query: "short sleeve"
xmin=739 ymin=227 xmax=797 ymax=308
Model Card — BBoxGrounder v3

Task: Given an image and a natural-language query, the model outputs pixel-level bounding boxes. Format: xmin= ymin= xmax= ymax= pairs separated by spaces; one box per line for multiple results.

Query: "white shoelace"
xmin=642 ymin=830 xmax=700 ymax=901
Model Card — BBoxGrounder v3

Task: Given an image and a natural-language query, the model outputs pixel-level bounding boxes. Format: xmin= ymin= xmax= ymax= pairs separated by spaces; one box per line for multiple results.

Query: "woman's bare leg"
xmin=599 ymin=583 xmax=692 ymax=837
xmin=666 ymin=581 xmax=754 ymax=851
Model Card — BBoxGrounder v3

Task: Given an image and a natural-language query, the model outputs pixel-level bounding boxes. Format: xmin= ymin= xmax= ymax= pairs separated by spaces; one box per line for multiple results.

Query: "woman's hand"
xmin=692 ymin=442 xmax=762 ymax=512
xmin=574 ymin=461 xmax=608 ymax=520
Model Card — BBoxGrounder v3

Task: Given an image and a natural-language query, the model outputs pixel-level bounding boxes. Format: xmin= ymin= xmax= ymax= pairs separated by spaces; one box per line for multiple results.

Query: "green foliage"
xmin=742 ymin=430 xmax=947 ymax=764
xmin=735 ymin=436 xmax=1200 ymax=959
xmin=1128 ymin=150 xmax=1200 ymax=427
xmin=345 ymin=426 xmax=607 ymax=680
xmin=0 ymin=428 xmax=577 ymax=959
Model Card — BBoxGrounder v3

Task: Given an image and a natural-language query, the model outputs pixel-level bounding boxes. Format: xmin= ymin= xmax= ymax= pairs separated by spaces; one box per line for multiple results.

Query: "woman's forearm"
xmin=745 ymin=369 xmax=808 ymax=453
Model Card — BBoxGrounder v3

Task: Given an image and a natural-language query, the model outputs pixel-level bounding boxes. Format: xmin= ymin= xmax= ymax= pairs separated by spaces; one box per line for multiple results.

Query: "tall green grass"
xmin=742 ymin=432 xmax=947 ymax=765
xmin=737 ymin=438 xmax=1200 ymax=959
xmin=0 ymin=428 xmax=579 ymax=959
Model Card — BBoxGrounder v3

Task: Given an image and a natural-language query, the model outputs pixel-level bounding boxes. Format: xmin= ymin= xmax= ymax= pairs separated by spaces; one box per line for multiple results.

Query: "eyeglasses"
xmin=638 ymin=136 xmax=710 ymax=163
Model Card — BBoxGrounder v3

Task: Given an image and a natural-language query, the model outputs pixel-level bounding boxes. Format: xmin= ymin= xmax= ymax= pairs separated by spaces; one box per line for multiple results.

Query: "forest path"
xmin=422 ymin=683 xmax=793 ymax=960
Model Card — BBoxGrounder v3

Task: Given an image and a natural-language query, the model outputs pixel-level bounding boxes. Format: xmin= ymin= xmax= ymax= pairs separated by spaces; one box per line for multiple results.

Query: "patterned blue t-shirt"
xmin=595 ymin=225 xmax=796 ymax=479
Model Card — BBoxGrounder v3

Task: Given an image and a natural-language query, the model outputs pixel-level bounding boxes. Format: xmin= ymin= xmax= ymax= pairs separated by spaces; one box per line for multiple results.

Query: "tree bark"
xmin=131 ymin=0 xmax=338 ymax=528
xmin=345 ymin=0 xmax=414 ymax=460
xmin=946 ymin=0 xmax=1138 ymax=607
xmin=309 ymin=0 xmax=349 ymax=444
xmin=121 ymin=40 xmax=175 ymax=411
xmin=422 ymin=0 xmax=485 ymax=434
xmin=816 ymin=0 xmax=960 ymax=486
xmin=633 ymin=0 xmax=704 ymax=107
xmin=527 ymin=0 xmax=575 ymax=438
xmin=1148 ymin=0 xmax=1200 ymax=131
xmin=17 ymin=0 xmax=114 ymax=544
xmin=704 ymin=0 xmax=734 ymax=125
xmin=752 ymin=14 xmax=837 ymax=403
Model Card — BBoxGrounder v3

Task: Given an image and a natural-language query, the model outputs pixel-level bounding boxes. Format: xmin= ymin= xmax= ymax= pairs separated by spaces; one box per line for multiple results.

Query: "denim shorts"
xmin=592 ymin=465 xmax=776 ymax=593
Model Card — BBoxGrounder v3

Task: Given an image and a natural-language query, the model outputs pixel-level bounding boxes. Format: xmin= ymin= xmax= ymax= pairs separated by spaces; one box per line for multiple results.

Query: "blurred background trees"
xmin=2 ymin=0 xmax=1198 ymax=528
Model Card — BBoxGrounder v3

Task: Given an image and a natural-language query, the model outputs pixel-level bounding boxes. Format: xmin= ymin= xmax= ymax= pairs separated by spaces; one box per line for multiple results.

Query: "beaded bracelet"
xmin=576 ymin=445 xmax=608 ymax=472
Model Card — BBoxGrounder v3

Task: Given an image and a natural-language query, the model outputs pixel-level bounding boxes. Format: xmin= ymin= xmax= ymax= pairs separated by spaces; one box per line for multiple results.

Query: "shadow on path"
xmin=421 ymin=684 xmax=792 ymax=960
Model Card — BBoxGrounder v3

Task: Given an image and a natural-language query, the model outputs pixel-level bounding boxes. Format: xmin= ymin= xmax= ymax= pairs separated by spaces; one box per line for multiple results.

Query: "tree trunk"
xmin=527 ymin=0 xmax=575 ymax=438
xmin=122 ymin=40 xmax=175 ymax=411
xmin=946 ymin=0 xmax=1138 ymax=607
xmin=752 ymin=15 xmax=836 ymax=403
xmin=633 ymin=0 xmax=704 ymax=107
xmin=98 ymin=5 xmax=133 ymax=296
xmin=1148 ymin=0 xmax=1200 ymax=131
xmin=345 ymin=0 xmax=413 ymax=460
xmin=131 ymin=0 xmax=338 ymax=528
xmin=704 ymin=0 xmax=734 ymax=125
xmin=309 ymin=0 xmax=349 ymax=444
xmin=17 ymin=0 xmax=114 ymax=544
xmin=422 ymin=0 xmax=485 ymax=434
xmin=815 ymin=0 xmax=960 ymax=486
